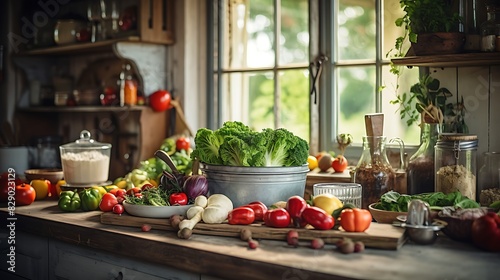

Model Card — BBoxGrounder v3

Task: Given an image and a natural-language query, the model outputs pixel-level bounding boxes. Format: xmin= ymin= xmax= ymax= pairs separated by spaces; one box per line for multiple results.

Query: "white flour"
xmin=61 ymin=150 xmax=110 ymax=184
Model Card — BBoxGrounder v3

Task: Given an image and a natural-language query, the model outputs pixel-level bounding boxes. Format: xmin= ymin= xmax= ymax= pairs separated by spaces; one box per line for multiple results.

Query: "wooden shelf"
xmin=18 ymin=105 xmax=148 ymax=113
xmin=391 ymin=52 xmax=500 ymax=67
xmin=17 ymin=37 xmax=141 ymax=56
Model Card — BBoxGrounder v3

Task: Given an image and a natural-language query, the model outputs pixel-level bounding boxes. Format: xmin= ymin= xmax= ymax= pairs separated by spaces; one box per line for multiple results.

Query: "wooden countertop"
xmin=1 ymin=200 xmax=499 ymax=280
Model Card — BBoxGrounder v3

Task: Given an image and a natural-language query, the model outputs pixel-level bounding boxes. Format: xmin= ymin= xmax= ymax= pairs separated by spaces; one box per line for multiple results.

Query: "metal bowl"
xmin=200 ymin=163 xmax=308 ymax=207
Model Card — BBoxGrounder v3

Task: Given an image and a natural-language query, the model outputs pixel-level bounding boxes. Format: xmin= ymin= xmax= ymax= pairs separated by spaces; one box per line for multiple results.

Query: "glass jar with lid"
xmin=353 ymin=136 xmax=395 ymax=209
xmin=435 ymin=133 xmax=478 ymax=200
xmin=480 ymin=5 xmax=500 ymax=52
xmin=478 ymin=152 xmax=500 ymax=206
xmin=59 ymin=130 xmax=112 ymax=186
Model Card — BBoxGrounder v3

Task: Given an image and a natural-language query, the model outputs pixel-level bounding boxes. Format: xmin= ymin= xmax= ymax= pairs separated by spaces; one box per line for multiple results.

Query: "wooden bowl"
xmin=24 ymin=169 xmax=64 ymax=185
xmin=368 ymin=203 xmax=407 ymax=224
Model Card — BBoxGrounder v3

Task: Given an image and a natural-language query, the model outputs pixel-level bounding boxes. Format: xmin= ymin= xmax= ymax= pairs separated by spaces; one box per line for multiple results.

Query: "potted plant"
xmin=391 ymin=74 xmax=451 ymax=127
xmin=392 ymin=0 xmax=464 ymax=57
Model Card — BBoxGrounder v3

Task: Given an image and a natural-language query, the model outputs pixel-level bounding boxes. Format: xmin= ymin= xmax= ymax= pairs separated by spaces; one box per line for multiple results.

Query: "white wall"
xmin=431 ymin=65 xmax=500 ymax=166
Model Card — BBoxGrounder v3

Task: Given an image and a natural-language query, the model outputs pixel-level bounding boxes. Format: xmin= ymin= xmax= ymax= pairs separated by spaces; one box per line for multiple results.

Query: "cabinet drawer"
xmin=49 ymin=239 xmax=198 ymax=280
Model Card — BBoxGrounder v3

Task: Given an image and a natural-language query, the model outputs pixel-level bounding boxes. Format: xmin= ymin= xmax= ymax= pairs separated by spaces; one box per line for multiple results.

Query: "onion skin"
xmin=183 ymin=175 xmax=209 ymax=200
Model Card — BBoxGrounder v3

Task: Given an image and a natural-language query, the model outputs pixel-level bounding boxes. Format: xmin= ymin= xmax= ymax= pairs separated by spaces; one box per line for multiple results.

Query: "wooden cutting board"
xmin=101 ymin=212 xmax=407 ymax=250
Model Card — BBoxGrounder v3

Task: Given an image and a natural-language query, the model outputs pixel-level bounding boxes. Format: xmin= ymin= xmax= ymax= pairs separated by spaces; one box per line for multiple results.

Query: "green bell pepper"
xmin=58 ymin=190 xmax=81 ymax=212
xmin=80 ymin=188 xmax=101 ymax=211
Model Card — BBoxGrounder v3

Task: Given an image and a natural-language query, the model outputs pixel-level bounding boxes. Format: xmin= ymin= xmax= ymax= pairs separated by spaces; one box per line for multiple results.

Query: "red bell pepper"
xmin=244 ymin=202 xmax=267 ymax=221
xmin=339 ymin=208 xmax=372 ymax=232
xmin=228 ymin=206 xmax=255 ymax=225
xmin=301 ymin=206 xmax=335 ymax=230
xmin=471 ymin=212 xmax=500 ymax=252
xmin=286 ymin=195 xmax=308 ymax=227
xmin=264 ymin=208 xmax=291 ymax=228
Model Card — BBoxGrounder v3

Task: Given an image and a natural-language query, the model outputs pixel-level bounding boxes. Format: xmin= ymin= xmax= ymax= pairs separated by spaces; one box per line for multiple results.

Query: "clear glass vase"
xmin=354 ymin=136 xmax=395 ymax=209
xmin=407 ymin=123 xmax=440 ymax=195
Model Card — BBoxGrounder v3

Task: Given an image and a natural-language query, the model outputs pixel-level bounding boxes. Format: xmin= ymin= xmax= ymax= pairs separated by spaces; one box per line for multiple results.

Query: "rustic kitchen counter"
xmin=0 ymin=200 xmax=499 ymax=280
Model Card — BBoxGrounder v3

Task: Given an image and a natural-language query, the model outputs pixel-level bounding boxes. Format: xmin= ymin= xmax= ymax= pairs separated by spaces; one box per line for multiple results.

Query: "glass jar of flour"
xmin=59 ymin=130 xmax=112 ymax=186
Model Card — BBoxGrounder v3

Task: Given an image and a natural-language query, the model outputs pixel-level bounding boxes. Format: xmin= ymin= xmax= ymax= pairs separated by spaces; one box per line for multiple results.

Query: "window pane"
xmin=280 ymin=0 xmax=309 ymax=65
xmin=338 ymin=0 xmax=376 ymax=60
xmin=337 ymin=66 xmax=376 ymax=143
xmin=381 ymin=65 xmax=420 ymax=145
xmin=221 ymin=72 xmax=274 ymax=129
xmin=279 ymin=70 xmax=310 ymax=140
xmin=223 ymin=0 xmax=275 ymax=69
xmin=383 ymin=0 xmax=408 ymax=58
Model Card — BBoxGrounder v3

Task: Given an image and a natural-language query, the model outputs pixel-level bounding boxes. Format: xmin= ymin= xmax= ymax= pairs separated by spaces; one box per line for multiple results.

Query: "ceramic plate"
xmin=122 ymin=201 xmax=192 ymax=218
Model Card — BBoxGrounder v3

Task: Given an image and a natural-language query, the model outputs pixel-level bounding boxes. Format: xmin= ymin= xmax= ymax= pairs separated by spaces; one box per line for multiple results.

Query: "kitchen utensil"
xmin=59 ymin=130 xmax=112 ymax=185
xmin=24 ymin=168 xmax=64 ymax=185
xmin=364 ymin=113 xmax=384 ymax=158
xmin=368 ymin=203 xmax=408 ymax=224
xmin=393 ymin=199 xmax=445 ymax=245
xmin=122 ymin=201 xmax=192 ymax=218
xmin=0 ymin=147 xmax=29 ymax=174
xmin=313 ymin=183 xmax=362 ymax=208
xmin=54 ymin=20 xmax=87 ymax=45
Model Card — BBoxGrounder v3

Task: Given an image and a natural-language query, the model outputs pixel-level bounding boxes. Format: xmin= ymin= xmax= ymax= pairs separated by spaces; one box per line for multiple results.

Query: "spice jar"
xmin=407 ymin=123 xmax=440 ymax=194
xmin=435 ymin=134 xmax=478 ymax=200
xmin=354 ymin=136 xmax=395 ymax=209
xmin=477 ymin=152 xmax=500 ymax=206
xmin=480 ymin=5 xmax=500 ymax=52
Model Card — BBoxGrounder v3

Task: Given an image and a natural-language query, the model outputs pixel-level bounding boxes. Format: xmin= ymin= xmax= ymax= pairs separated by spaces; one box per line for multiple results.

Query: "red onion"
xmin=183 ymin=175 xmax=208 ymax=200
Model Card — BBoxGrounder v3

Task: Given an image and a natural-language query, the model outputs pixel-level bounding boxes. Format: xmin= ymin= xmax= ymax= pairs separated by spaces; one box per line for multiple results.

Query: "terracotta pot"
xmin=412 ymin=32 xmax=465 ymax=56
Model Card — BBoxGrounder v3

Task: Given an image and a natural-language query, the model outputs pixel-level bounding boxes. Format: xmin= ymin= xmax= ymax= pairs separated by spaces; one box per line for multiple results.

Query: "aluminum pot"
xmin=200 ymin=164 xmax=309 ymax=207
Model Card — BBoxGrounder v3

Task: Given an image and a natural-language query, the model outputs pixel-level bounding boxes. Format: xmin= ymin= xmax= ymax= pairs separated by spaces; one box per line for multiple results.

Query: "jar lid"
xmin=436 ymin=133 xmax=478 ymax=149
xmin=60 ymin=130 xmax=111 ymax=150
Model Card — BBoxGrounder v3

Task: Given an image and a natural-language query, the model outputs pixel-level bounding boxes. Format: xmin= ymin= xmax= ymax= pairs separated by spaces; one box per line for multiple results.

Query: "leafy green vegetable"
xmin=375 ymin=190 xmax=480 ymax=212
xmin=191 ymin=121 xmax=309 ymax=167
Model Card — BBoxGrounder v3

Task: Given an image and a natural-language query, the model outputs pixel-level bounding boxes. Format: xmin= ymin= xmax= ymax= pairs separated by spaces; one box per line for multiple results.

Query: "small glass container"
xmin=353 ymin=136 xmax=395 ymax=209
xmin=480 ymin=5 xmax=500 ymax=52
xmin=477 ymin=152 xmax=500 ymax=206
xmin=313 ymin=183 xmax=362 ymax=208
xmin=59 ymin=130 xmax=112 ymax=185
xmin=435 ymin=134 xmax=478 ymax=200
xmin=407 ymin=123 xmax=440 ymax=194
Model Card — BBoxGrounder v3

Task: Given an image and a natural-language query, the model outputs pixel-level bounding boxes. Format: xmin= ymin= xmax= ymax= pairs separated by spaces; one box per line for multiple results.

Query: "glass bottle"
xmin=477 ymin=152 xmax=500 ymax=206
xmin=407 ymin=123 xmax=440 ymax=195
xmin=435 ymin=134 xmax=478 ymax=200
xmin=123 ymin=64 xmax=137 ymax=105
xmin=480 ymin=5 xmax=500 ymax=52
xmin=354 ymin=136 xmax=395 ymax=209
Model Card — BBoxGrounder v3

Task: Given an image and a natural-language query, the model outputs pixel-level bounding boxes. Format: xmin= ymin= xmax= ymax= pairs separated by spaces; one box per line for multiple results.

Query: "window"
xmin=208 ymin=0 xmax=419 ymax=152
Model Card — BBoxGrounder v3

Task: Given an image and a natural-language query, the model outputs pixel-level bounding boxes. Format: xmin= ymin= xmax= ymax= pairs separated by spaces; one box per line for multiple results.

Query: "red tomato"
xmin=228 ymin=206 xmax=256 ymax=225
xmin=286 ymin=196 xmax=308 ymax=227
xmin=113 ymin=204 xmax=124 ymax=215
xmin=301 ymin=206 xmax=335 ymax=230
xmin=169 ymin=192 xmax=188 ymax=205
xmin=339 ymin=208 xmax=372 ymax=232
xmin=471 ymin=212 xmax=500 ymax=252
xmin=331 ymin=155 xmax=348 ymax=172
xmin=0 ymin=172 xmax=23 ymax=202
xmin=99 ymin=193 xmax=118 ymax=212
xmin=149 ymin=89 xmax=172 ymax=112
xmin=15 ymin=183 xmax=36 ymax=206
xmin=264 ymin=208 xmax=291 ymax=228
xmin=176 ymin=137 xmax=191 ymax=151
xmin=244 ymin=203 xmax=267 ymax=221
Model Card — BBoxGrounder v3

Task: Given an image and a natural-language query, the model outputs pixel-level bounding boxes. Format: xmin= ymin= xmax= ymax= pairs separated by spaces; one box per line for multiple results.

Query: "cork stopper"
xmin=438 ymin=133 xmax=478 ymax=142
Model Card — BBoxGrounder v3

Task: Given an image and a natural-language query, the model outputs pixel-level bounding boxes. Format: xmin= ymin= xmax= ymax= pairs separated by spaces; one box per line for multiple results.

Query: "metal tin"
xmin=200 ymin=163 xmax=308 ymax=207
